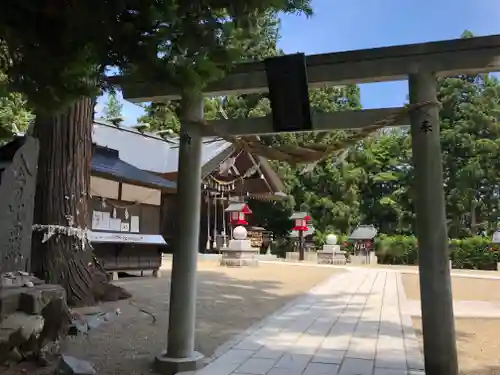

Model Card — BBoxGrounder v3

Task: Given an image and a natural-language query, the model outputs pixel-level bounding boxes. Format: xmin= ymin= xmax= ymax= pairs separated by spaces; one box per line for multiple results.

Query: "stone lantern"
xmin=219 ymin=226 xmax=259 ymax=267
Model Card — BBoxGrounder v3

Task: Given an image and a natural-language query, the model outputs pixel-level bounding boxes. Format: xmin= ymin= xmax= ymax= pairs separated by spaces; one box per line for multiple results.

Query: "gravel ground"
xmin=402 ymin=273 xmax=500 ymax=301
xmin=412 ymin=318 xmax=500 ymax=375
xmin=406 ymin=273 xmax=500 ymax=375
xmin=60 ymin=262 xmax=344 ymax=375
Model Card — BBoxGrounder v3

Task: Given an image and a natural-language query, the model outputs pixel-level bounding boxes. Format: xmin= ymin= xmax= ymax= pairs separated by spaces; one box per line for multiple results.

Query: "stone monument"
xmin=220 ymin=226 xmax=259 ymax=267
xmin=0 ymin=136 xmax=70 ymax=368
xmin=317 ymin=234 xmax=347 ymax=265
xmin=0 ymin=136 xmax=39 ymax=276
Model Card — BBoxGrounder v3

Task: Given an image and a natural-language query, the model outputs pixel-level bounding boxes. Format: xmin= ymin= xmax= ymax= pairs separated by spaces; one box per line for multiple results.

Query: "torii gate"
xmin=114 ymin=35 xmax=500 ymax=375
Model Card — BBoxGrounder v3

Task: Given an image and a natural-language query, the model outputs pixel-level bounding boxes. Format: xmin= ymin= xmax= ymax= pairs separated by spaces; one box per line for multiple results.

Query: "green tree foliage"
xmin=137 ymin=10 xmax=285 ymax=134
xmin=250 ymin=198 xmax=295 ymax=238
xmin=0 ymin=1 xmax=168 ymax=112
xmin=102 ymin=91 xmax=123 ymax=120
xmin=314 ymin=70 xmax=500 ymax=240
xmin=439 ymin=72 xmax=500 ymax=237
xmin=138 ymin=102 xmax=181 ymax=134
xmin=2 ymin=2 xmax=310 ymax=112
xmin=0 ymin=71 xmax=33 ymax=142
xmin=122 ymin=6 xmax=309 ymax=95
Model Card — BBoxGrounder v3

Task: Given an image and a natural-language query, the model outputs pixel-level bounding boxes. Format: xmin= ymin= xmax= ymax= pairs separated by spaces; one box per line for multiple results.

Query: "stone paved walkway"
xmin=193 ymin=270 xmax=425 ymax=375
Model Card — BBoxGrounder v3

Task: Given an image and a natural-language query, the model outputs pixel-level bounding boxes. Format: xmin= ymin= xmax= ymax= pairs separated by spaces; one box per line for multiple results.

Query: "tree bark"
xmin=31 ymin=97 xmax=130 ymax=307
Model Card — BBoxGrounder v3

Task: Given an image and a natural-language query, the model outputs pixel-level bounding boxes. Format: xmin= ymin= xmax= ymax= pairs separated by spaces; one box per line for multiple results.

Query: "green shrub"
xmin=272 ymin=238 xmax=295 ymax=258
xmin=279 ymin=231 xmax=499 ymax=270
xmin=373 ymin=234 xmax=499 ymax=270
xmin=374 ymin=234 xmax=418 ymax=265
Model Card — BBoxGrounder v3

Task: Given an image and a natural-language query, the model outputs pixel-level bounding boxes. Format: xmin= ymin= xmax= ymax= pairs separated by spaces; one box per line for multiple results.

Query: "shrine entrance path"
xmin=194 ymin=269 xmax=424 ymax=375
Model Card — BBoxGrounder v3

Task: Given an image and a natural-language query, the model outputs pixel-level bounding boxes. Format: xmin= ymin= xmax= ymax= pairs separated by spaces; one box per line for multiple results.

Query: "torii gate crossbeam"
xmin=114 ymin=34 xmax=500 ymax=375
xmin=117 ymin=34 xmax=500 ymax=102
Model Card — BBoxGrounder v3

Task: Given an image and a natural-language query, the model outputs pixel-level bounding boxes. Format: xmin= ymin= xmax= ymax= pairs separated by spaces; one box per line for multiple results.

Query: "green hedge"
xmin=275 ymin=233 xmax=499 ymax=270
xmin=358 ymin=234 xmax=500 ymax=270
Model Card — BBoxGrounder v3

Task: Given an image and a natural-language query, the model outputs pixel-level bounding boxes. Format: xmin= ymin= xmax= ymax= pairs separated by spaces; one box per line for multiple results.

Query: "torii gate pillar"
xmin=409 ymin=70 xmax=459 ymax=375
xmin=154 ymin=94 xmax=205 ymax=374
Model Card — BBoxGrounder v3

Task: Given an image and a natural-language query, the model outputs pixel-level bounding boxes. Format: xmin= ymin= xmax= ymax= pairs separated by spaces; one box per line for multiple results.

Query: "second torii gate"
xmin=115 ymin=34 xmax=500 ymax=375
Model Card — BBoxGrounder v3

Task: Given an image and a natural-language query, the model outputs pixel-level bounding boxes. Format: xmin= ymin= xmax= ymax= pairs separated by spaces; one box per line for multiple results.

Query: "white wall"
xmin=121 ymin=183 xmax=161 ymax=206
xmin=90 ymin=176 xmax=119 ymax=199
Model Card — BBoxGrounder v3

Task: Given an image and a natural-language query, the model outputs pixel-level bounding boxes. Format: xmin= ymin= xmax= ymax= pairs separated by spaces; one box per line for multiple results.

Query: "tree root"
xmin=90 ymin=254 xmax=131 ymax=303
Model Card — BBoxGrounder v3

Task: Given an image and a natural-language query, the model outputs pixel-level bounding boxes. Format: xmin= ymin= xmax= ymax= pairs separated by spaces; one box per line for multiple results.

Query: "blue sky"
xmin=96 ymin=0 xmax=500 ymax=125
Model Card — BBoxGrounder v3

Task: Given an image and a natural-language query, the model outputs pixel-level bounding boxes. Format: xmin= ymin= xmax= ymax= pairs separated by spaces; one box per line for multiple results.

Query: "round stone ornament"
xmin=233 ymin=226 xmax=248 ymax=240
xmin=325 ymin=234 xmax=338 ymax=245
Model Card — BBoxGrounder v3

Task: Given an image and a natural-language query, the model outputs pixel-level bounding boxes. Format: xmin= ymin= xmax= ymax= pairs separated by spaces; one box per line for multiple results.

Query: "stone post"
xmin=298 ymin=230 xmax=305 ymax=261
xmin=154 ymin=94 xmax=204 ymax=374
xmin=408 ymin=71 xmax=458 ymax=375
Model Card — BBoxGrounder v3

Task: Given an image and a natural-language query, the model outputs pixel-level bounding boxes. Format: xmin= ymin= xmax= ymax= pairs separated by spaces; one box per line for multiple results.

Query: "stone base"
xmin=0 ymin=272 xmax=68 ymax=366
xmin=197 ymin=253 xmax=222 ymax=262
xmin=322 ymin=244 xmax=340 ymax=253
xmin=349 ymin=254 xmax=378 ymax=265
xmin=285 ymin=252 xmax=318 ymax=262
xmin=227 ymin=239 xmax=252 ymax=250
xmin=154 ymin=351 xmax=204 ymax=375
xmin=256 ymin=254 xmax=278 ymax=261
xmin=317 ymin=251 xmax=347 ymax=265
xmin=220 ymin=248 xmax=259 ymax=267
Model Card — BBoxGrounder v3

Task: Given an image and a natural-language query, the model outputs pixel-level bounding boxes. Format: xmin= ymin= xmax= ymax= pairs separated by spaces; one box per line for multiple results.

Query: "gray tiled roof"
xmin=225 ymin=203 xmax=250 ymax=212
xmin=0 ymin=135 xmax=176 ymax=191
xmin=290 ymin=212 xmax=309 ymax=220
xmin=348 ymin=225 xmax=378 ymax=240
xmin=92 ymin=121 xmax=232 ymax=174
xmin=92 ymin=146 xmax=176 ymax=190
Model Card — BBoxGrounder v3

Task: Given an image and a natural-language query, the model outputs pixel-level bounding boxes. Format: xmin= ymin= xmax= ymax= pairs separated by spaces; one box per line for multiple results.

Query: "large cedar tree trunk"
xmin=31 ymin=97 xmax=130 ymax=307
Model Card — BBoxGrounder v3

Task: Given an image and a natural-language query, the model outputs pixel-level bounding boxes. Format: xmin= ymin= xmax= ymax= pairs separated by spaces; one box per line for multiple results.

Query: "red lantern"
xmin=225 ymin=203 xmax=252 ymax=226
xmin=230 ymin=211 xmax=247 ymax=225
xmin=290 ymin=212 xmax=310 ymax=232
